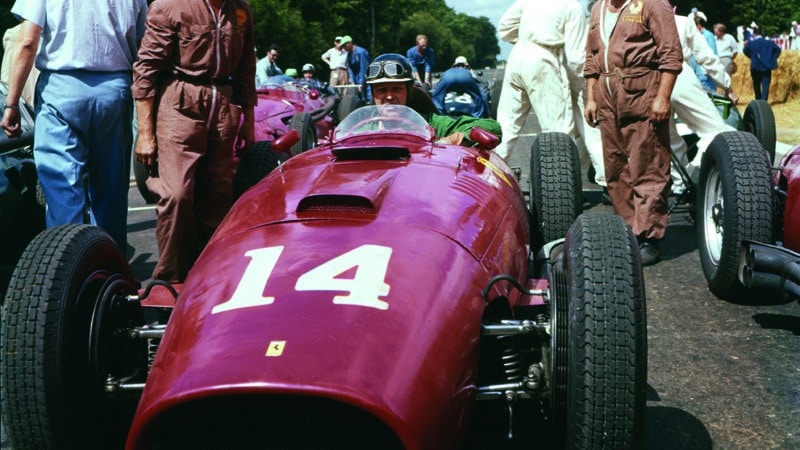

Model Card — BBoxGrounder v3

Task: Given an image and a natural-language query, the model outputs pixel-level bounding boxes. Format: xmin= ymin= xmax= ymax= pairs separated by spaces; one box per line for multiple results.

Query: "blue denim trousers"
xmin=34 ymin=70 xmax=133 ymax=251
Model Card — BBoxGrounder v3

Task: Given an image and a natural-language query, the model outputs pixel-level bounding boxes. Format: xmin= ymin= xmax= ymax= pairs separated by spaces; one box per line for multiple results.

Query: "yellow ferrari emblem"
xmin=265 ymin=340 xmax=286 ymax=357
xmin=629 ymin=1 xmax=643 ymax=15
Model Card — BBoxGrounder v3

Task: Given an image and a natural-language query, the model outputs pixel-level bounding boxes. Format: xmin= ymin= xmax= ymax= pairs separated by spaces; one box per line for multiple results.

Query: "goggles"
xmin=366 ymin=61 xmax=408 ymax=81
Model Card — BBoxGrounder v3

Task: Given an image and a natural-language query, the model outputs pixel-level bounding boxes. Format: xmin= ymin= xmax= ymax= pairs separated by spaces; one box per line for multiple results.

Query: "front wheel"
xmin=1 ymin=224 xmax=145 ymax=450
xmin=289 ymin=112 xmax=317 ymax=157
xmin=529 ymin=132 xmax=582 ymax=249
xmin=549 ymin=212 xmax=647 ymax=448
xmin=232 ymin=141 xmax=280 ymax=199
xmin=697 ymin=131 xmax=773 ymax=301
xmin=742 ymin=99 xmax=776 ymax=164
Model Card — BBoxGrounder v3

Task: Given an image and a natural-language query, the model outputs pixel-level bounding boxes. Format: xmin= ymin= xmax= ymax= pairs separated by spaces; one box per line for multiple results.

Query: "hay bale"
xmin=732 ymin=50 xmax=800 ymax=104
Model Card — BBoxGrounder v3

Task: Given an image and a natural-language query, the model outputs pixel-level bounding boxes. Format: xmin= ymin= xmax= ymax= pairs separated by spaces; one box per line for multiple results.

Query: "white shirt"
xmin=715 ymin=33 xmax=738 ymax=58
xmin=321 ymin=46 xmax=348 ymax=70
xmin=11 ymin=0 xmax=147 ymax=72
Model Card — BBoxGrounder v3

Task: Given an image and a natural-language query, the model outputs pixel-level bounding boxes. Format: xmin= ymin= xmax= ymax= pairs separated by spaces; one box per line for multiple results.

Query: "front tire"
xmin=289 ymin=112 xmax=317 ymax=157
xmin=232 ymin=141 xmax=280 ymax=199
xmin=1 ymin=224 xmax=144 ymax=449
xmin=550 ymin=213 xmax=647 ymax=448
xmin=697 ymin=131 xmax=773 ymax=301
xmin=529 ymin=132 xmax=582 ymax=249
xmin=742 ymin=99 xmax=776 ymax=164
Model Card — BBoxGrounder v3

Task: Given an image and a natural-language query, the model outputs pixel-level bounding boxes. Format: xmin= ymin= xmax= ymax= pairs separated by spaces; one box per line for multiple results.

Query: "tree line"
xmin=1 ymin=0 xmax=798 ymax=76
xmin=0 ymin=0 xmax=500 ymax=78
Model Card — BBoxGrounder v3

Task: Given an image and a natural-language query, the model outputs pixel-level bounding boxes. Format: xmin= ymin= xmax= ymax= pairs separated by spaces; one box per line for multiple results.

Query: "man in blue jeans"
xmin=0 ymin=0 xmax=148 ymax=252
xmin=743 ymin=27 xmax=781 ymax=101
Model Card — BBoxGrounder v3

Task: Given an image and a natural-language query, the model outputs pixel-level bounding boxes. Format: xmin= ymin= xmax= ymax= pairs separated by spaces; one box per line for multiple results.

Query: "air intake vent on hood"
xmin=332 ymin=146 xmax=410 ymax=161
xmin=297 ymin=194 xmax=377 ymax=214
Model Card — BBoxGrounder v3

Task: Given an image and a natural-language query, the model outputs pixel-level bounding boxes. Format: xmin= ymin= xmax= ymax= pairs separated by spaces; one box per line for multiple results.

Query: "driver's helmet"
xmin=365 ymin=53 xmax=414 ymax=86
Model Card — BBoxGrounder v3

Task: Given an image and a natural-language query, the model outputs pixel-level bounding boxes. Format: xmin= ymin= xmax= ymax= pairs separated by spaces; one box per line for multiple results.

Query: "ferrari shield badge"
xmin=266 ymin=340 xmax=286 ymax=357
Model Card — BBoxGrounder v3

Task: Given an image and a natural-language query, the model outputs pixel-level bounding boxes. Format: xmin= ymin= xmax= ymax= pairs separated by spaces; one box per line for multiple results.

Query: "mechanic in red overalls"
xmin=584 ymin=0 xmax=682 ymax=265
xmin=132 ymin=0 xmax=256 ymax=283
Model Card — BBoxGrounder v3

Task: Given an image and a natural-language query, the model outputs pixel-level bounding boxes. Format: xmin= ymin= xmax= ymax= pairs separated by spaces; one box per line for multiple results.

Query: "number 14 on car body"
xmin=211 ymin=245 xmax=393 ymax=314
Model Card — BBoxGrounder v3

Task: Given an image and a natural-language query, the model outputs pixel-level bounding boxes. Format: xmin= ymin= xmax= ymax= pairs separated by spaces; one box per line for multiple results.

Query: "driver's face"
xmin=372 ymin=82 xmax=408 ymax=106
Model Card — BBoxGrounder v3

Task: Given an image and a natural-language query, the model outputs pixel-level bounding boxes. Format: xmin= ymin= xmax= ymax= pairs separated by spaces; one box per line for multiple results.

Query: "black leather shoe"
xmin=601 ymin=187 xmax=612 ymax=205
xmin=639 ymin=240 xmax=661 ymax=266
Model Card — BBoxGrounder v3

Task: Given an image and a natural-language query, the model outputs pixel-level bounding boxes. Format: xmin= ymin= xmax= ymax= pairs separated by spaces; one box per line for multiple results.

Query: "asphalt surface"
xmin=2 ymin=70 xmax=799 ymax=449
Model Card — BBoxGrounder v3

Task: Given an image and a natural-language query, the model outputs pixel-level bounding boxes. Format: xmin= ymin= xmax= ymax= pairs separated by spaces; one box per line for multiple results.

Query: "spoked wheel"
xmin=289 ymin=112 xmax=318 ymax=157
xmin=1 ymin=224 xmax=146 ymax=450
xmin=742 ymin=99 xmax=776 ymax=164
xmin=529 ymin=132 xmax=582 ymax=250
xmin=232 ymin=141 xmax=281 ymax=200
xmin=549 ymin=213 xmax=646 ymax=448
xmin=697 ymin=131 xmax=772 ymax=301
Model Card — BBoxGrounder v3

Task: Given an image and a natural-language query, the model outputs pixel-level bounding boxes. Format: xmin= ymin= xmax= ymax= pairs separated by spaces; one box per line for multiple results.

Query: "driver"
xmin=365 ymin=53 xmax=501 ymax=145
xmin=430 ymin=56 xmax=490 ymax=118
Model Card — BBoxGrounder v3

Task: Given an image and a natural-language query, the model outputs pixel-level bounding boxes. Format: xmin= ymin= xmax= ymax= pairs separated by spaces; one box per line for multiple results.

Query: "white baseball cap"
xmin=453 ymin=56 xmax=469 ymax=66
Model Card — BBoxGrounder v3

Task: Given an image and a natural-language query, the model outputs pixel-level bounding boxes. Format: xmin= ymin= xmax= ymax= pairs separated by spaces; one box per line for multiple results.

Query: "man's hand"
xmin=236 ymin=105 xmax=255 ymax=157
xmin=649 ymin=94 xmax=671 ymax=123
xmin=726 ymin=88 xmax=739 ymax=105
xmin=651 ymin=71 xmax=678 ymax=123
xmin=134 ymin=131 xmax=158 ymax=168
xmin=436 ymin=131 xmax=464 ymax=146
xmin=0 ymin=107 xmax=21 ymax=138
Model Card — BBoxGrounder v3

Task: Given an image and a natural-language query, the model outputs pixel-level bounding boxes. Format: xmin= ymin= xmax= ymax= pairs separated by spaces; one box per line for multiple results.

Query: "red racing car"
xmin=2 ymin=105 xmax=647 ymax=449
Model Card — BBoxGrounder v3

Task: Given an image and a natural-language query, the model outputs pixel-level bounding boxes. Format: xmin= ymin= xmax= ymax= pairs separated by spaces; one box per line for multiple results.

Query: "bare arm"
xmin=0 ymin=21 xmax=40 ymax=138
xmin=134 ymin=98 xmax=157 ymax=167
xmin=584 ymin=76 xmax=599 ymax=127
xmin=651 ymin=71 xmax=678 ymax=123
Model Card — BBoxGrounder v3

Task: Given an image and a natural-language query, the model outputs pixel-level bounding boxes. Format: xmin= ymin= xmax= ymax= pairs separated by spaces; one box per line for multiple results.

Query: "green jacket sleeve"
xmin=427 ymin=114 xmax=503 ymax=140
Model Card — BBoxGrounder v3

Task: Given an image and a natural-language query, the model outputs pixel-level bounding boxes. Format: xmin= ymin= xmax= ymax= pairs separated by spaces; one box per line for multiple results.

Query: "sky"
xmin=445 ymin=0 xmax=593 ymax=61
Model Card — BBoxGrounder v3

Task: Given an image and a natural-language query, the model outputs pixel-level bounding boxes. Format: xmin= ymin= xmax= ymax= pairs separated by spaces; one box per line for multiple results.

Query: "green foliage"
xmin=3 ymin=0 xmax=797 ymax=78
xmin=669 ymin=0 xmax=800 ymax=37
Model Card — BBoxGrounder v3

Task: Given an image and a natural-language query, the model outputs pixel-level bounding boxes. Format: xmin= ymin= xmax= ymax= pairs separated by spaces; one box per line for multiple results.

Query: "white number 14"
xmin=212 ymin=245 xmax=393 ymax=314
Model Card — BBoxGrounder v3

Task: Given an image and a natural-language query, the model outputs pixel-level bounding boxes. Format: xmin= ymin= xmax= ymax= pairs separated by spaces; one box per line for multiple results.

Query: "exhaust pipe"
xmin=740 ymin=241 xmax=800 ymax=298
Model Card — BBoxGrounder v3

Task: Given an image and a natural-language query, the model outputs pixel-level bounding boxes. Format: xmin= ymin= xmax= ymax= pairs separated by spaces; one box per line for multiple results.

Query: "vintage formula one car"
xmin=2 ymin=105 xmax=647 ymax=449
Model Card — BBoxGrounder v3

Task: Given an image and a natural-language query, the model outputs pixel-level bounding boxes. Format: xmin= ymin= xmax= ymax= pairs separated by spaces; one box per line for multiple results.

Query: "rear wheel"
xmin=232 ymin=141 xmax=280 ymax=199
xmin=1 ymin=224 xmax=145 ymax=450
xmin=697 ymin=131 xmax=773 ymax=301
xmin=550 ymin=212 xmax=647 ymax=448
xmin=529 ymin=132 xmax=582 ymax=249
xmin=289 ymin=112 xmax=317 ymax=157
xmin=742 ymin=99 xmax=776 ymax=164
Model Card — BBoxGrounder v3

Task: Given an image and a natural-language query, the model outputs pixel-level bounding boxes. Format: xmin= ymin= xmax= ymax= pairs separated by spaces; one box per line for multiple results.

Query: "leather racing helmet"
xmin=365 ymin=53 xmax=414 ymax=86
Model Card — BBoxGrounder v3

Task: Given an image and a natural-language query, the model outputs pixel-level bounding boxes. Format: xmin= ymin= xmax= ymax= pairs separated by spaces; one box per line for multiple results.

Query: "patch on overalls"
xmin=624 ymin=1 xmax=644 ymax=23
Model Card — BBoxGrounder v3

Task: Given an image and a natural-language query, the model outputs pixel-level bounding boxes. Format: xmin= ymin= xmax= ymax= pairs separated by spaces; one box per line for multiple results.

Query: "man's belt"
xmin=174 ymin=72 xmax=233 ymax=85
xmin=600 ymin=67 xmax=653 ymax=80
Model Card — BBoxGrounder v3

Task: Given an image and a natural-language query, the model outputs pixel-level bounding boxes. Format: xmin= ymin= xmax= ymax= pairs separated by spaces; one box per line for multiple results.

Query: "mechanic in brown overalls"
xmin=584 ymin=0 xmax=682 ymax=265
xmin=133 ymin=0 xmax=257 ymax=282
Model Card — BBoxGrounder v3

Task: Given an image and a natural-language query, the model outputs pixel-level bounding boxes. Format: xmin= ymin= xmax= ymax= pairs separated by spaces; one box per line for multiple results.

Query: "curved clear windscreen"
xmin=334 ymin=105 xmax=434 ymax=141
